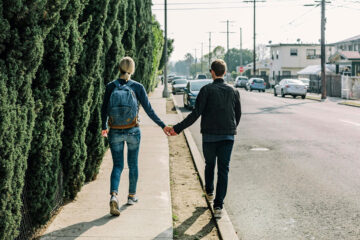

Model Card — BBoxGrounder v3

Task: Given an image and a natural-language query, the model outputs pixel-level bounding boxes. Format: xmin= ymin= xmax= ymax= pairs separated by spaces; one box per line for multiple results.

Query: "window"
xmin=276 ymin=51 xmax=279 ymax=59
xmin=282 ymin=71 xmax=291 ymax=76
xmin=290 ymin=48 xmax=298 ymax=56
xmin=306 ymin=49 xmax=319 ymax=59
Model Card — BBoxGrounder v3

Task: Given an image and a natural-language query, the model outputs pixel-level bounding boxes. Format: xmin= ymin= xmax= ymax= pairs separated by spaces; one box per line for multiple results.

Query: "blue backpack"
xmin=107 ymin=80 xmax=138 ymax=129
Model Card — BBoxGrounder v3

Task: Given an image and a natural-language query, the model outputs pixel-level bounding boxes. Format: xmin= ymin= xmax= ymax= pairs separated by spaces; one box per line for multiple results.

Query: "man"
xmin=169 ymin=59 xmax=241 ymax=218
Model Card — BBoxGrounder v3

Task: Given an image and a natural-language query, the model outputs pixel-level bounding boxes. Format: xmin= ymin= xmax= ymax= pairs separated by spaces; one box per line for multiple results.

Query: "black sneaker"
xmin=110 ymin=195 xmax=120 ymax=216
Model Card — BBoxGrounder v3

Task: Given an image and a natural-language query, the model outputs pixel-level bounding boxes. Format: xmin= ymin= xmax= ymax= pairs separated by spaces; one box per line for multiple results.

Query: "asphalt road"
xmin=173 ymin=88 xmax=360 ymax=240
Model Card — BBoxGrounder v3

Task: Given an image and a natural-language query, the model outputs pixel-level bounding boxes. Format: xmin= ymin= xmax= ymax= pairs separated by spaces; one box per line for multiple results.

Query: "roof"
xmin=297 ymin=64 xmax=336 ymax=75
xmin=266 ymin=43 xmax=321 ymax=47
xmin=339 ymin=51 xmax=360 ymax=59
xmin=334 ymin=35 xmax=360 ymax=44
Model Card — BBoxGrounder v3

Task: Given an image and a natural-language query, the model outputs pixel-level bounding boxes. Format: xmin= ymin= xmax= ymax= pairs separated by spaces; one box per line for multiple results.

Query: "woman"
xmin=101 ymin=57 xmax=171 ymax=216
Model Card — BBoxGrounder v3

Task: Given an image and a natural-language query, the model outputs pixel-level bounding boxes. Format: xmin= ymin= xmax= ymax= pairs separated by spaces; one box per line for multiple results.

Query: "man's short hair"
xmin=211 ymin=59 xmax=227 ymax=76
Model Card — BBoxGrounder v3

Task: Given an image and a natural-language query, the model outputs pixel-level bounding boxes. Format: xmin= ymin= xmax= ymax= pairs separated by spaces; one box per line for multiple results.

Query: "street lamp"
xmin=162 ymin=0 xmax=169 ymax=98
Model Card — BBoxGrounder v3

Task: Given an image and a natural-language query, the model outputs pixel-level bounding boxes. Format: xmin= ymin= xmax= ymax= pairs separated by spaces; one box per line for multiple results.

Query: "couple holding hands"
xmin=101 ymin=57 xmax=241 ymax=218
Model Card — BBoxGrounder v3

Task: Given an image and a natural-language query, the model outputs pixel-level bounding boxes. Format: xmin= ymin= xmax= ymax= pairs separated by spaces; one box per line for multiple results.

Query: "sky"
xmin=151 ymin=0 xmax=360 ymax=62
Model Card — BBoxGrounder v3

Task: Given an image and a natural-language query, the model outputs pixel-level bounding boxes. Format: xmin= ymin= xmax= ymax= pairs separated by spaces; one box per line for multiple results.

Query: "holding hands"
xmin=163 ymin=126 xmax=177 ymax=136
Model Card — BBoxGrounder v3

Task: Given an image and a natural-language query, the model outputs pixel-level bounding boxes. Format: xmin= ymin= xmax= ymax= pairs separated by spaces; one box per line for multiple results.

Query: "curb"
xmin=338 ymin=101 xmax=360 ymax=108
xmin=171 ymin=95 xmax=239 ymax=240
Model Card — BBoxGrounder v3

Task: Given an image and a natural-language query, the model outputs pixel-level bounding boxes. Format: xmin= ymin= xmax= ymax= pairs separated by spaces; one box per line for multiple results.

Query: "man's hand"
xmin=169 ymin=127 xmax=177 ymax=136
xmin=101 ymin=129 xmax=108 ymax=138
xmin=163 ymin=126 xmax=172 ymax=136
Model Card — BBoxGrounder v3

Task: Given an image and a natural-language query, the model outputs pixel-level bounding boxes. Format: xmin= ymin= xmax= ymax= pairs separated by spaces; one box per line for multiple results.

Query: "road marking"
xmin=250 ymin=147 xmax=269 ymax=151
xmin=340 ymin=119 xmax=360 ymax=127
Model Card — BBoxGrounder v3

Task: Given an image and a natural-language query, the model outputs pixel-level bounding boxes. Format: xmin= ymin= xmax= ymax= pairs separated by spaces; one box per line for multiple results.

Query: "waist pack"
xmin=107 ymin=80 xmax=138 ymax=129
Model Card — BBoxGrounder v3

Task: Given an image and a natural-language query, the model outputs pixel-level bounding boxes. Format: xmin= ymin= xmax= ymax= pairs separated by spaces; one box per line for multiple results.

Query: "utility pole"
xmin=244 ymin=0 xmax=266 ymax=76
xmin=162 ymin=0 xmax=169 ymax=98
xmin=201 ymin=42 xmax=204 ymax=73
xmin=304 ymin=0 xmax=330 ymax=100
xmin=194 ymin=48 xmax=197 ymax=76
xmin=208 ymin=32 xmax=212 ymax=68
xmin=240 ymin=27 xmax=243 ymax=66
xmin=320 ymin=0 xmax=326 ymax=100
xmin=220 ymin=20 xmax=235 ymax=65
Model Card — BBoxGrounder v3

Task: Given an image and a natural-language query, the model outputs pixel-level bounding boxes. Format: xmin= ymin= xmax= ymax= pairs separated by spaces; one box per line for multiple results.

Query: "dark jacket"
xmin=173 ymin=78 xmax=241 ymax=135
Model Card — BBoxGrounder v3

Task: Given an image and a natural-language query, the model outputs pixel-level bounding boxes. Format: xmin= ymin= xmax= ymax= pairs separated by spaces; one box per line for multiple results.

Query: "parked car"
xmin=298 ymin=78 xmax=310 ymax=92
xmin=195 ymin=74 xmax=207 ymax=79
xmin=274 ymin=79 xmax=307 ymax=99
xmin=234 ymin=76 xmax=249 ymax=88
xmin=172 ymin=79 xmax=188 ymax=94
xmin=246 ymin=78 xmax=266 ymax=92
xmin=183 ymin=79 xmax=212 ymax=109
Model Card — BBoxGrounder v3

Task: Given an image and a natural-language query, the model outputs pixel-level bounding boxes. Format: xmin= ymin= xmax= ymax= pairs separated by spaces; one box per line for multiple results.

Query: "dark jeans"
xmin=203 ymin=140 xmax=234 ymax=209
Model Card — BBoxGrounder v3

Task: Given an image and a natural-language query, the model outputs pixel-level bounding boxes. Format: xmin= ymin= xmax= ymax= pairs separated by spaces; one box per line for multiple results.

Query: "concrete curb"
xmin=338 ymin=101 xmax=360 ymax=108
xmin=171 ymin=95 xmax=239 ymax=240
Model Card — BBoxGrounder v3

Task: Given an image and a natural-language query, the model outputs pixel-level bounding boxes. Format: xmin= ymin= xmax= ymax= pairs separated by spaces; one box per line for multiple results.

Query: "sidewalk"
xmin=40 ymin=85 xmax=179 ymax=239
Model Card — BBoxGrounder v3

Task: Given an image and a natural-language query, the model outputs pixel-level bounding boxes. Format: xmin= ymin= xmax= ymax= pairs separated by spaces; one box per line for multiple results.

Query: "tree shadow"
xmin=173 ymin=206 xmax=217 ymax=239
xmin=39 ymin=204 xmax=130 ymax=240
xmin=244 ymin=102 xmax=310 ymax=115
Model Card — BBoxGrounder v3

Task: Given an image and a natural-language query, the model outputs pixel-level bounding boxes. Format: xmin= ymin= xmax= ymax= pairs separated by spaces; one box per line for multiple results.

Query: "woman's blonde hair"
xmin=119 ymin=56 xmax=135 ymax=80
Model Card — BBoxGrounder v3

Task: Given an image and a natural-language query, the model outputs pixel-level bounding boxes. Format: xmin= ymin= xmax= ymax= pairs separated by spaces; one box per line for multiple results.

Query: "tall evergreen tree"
xmin=60 ymin=0 xmax=110 ymax=200
xmin=25 ymin=0 xmax=88 ymax=227
xmin=0 ymin=1 xmax=65 ymax=238
xmin=122 ymin=0 xmax=136 ymax=59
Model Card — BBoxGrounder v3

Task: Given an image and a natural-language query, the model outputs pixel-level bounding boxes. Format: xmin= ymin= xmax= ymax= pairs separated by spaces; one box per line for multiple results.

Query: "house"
xmin=329 ymin=51 xmax=360 ymax=76
xmin=242 ymin=59 xmax=271 ymax=76
xmin=267 ymin=43 xmax=333 ymax=82
xmin=332 ymin=35 xmax=360 ymax=53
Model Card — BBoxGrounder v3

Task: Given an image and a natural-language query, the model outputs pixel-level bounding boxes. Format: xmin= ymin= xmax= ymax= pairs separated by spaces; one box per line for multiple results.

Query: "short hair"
xmin=119 ymin=56 xmax=135 ymax=80
xmin=211 ymin=59 xmax=227 ymax=76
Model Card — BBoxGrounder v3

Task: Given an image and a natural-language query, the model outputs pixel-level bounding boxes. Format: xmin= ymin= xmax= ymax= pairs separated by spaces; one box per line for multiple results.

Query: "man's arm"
xmin=234 ymin=90 xmax=241 ymax=126
xmin=173 ymin=87 xmax=208 ymax=134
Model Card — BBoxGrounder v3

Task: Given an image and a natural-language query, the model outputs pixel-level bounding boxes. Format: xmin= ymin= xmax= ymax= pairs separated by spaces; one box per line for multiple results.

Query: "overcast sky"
xmin=152 ymin=0 xmax=360 ymax=62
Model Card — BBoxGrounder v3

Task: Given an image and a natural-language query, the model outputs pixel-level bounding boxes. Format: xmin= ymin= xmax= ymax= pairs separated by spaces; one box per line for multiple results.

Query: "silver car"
xmin=234 ymin=76 xmax=249 ymax=88
xmin=172 ymin=79 xmax=188 ymax=94
xmin=274 ymin=79 xmax=307 ymax=99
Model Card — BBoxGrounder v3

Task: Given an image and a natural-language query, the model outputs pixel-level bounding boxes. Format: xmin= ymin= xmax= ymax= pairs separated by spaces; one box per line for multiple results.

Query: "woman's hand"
xmin=101 ymin=129 xmax=108 ymax=137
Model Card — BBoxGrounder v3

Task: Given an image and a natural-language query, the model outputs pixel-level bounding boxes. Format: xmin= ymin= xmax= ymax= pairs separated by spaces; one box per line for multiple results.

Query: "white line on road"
xmin=340 ymin=119 xmax=360 ymax=127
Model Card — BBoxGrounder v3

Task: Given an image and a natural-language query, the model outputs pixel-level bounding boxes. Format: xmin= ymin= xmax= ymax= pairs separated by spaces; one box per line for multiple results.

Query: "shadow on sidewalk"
xmin=40 ymin=205 xmax=130 ymax=240
xmin=172 ymin=206 xmax=216 ymax=239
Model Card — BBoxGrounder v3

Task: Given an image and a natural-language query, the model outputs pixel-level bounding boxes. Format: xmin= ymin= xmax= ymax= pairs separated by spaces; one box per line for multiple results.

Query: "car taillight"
xmin=252 ymin=82 xmax=255 ymax=85
xmin=285 ymin=85 xmax=290 ymax=88
xmin=263 ymin=83 xmax=266 ymax=86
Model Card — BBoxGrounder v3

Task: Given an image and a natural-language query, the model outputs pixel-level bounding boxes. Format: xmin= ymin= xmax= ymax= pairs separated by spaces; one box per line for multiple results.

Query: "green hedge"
xmin=0 ymin=0 xmax=168 ymax=238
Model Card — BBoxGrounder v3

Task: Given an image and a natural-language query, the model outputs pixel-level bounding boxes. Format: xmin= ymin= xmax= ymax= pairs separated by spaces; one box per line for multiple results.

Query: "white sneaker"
xmin=127 ymin=195 xmax=138 ymax=205
xmin=214 ymin=207 xmax=222 ymax=219
xmin=110 ymin=195 xmax=120 ymax=216
xmin=205 ymin=193 xmax=215 ymax=202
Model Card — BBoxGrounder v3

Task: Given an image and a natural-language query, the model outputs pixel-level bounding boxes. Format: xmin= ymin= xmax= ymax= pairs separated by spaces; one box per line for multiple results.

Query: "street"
xmin=174 ymin=88 xmax=360 ymax=240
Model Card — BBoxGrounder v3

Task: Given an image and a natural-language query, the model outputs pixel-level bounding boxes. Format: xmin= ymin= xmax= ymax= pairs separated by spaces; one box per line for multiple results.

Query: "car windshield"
xmin=173 ymin=80 xmax=187 ymax=84
xmin=197 ymin=75 xmax=207 ymax=79
xmin=190 ymin=81 xmax=211 ymax=91
xmin=288 ymin=80 xmax=303 ymax=85
xmin=253 ymin=79 xmax=264 ymax=83
xmin=238 ymin=78 xmax=248 ymax=81
xmin=299 ymin=79 xmax=310 ymax=84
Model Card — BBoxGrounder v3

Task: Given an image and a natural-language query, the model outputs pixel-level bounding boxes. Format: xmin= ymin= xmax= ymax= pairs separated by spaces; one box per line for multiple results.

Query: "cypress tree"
xmin=60 ymin=0 xmax=110 ymax=200
xmin=122 ymin=0 xmax=136 ymax=59
xmin=133 ymin=0 xmax=154 ymax=91
xmin=25 ymin=0 xmax=88 ymax=227
xmin=83 ymin=0 xmax=128 ymax=182
xmin=0 ymin=1 xmax=64 ymax=238
xmin=150 ymin=17 xmax=164 ymax=91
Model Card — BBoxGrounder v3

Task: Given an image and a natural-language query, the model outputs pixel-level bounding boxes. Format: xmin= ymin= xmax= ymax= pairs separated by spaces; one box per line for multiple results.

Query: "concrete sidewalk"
xmin=41 ymin=85 xmax=178 ymax=239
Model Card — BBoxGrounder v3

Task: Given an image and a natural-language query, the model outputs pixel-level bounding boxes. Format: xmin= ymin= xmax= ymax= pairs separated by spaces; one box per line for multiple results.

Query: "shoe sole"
xmin=110 ymin=201 xmax=120 ymax=216
xmin=127 ymin=199 xmax=137 ymax=205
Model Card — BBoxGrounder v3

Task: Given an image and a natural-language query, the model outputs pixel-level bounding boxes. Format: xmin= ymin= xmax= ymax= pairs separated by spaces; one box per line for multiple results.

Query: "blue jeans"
xmin=202 ymin=140 xmax=234 ymax=209
xmin=108 ymin=127 xmax=141 ymax=195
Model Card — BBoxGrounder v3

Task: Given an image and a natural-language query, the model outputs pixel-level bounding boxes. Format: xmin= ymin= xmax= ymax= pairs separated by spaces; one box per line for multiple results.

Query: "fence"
xmin=341 ymin=75 xmax=360 ymax=99
xmin=15 ymin=169 xmax=64 ymax=240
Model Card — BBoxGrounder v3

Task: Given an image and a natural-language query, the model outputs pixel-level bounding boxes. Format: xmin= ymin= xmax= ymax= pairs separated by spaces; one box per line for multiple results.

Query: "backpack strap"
xmin=114 ymin=79 xmax=121 ymax=89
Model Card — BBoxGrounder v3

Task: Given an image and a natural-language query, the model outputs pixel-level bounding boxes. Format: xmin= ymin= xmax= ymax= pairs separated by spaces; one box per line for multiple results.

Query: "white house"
xmin=267 ymin=43 xmax=333 ymax=80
